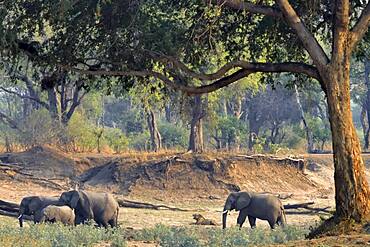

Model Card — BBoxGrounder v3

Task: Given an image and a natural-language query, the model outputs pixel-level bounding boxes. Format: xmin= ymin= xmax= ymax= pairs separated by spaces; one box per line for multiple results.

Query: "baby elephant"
xmin=40 ymin=205 xmax=75 ymax=225
xmin=192 ymin=214 xmax=218 ymax=226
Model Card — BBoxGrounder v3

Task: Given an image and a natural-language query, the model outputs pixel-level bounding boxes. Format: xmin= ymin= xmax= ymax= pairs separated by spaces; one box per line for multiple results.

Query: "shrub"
xmin=66 ymin=112 xmax=98 ymax=152
xmin=104 ymin=128 xmax=129 ymax=153
xmin=158 ymin=122 xmax=187 ymax=149
xmin=17 ymin=109 xmax=59 ymax=148
xmin=128 ymin=131 xmax=151 ymax=151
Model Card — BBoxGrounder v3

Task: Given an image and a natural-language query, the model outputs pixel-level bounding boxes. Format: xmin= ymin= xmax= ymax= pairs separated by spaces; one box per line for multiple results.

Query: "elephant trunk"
xmin=222 ymin=210 xmax=228 ymax=229
xmin=18 ymin=214 xmax=23 ymax=227
xmin=222 ymin=204 xmax=231 ymax=229
xmin=18 ymin=207 xmax=25 ymax=227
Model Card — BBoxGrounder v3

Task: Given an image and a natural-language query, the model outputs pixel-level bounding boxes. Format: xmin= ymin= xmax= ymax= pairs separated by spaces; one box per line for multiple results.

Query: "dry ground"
xmin=0 ymin=149 xmax=369 ymax=246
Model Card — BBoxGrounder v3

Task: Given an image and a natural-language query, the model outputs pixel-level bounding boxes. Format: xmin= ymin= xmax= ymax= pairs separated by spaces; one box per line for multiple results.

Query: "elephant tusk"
xmin=18 ymin=214 xmax=23 ymax=219
xmin=222 ymin=210 xmax=228 ymax=214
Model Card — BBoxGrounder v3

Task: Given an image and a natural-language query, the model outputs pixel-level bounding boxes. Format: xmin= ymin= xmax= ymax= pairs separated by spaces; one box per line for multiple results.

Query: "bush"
xmin=128 ymin=131 xmax=151 ymax=151
xmin=17 ymin=109 xmax=59 ymax=148
xmin=66 ymin=112 xmax=98 ymax=152
xmin=104 ymin=128 xmax=129 ymax=153
xmin=158 ymin=122 xmax=187 ymax=149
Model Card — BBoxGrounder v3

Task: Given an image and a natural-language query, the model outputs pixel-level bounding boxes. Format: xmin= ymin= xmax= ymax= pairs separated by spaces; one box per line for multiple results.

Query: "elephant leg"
xmin=108 ymin=218 xmax=117 ymax=228
xmin=276 ymin=216 xmax=282 ymax=226
xmin=34 ymin=210 xmax=43 ymax=223
xmin=268 ymin=219 xmax=276 ymax=230
xmin=237 ymin=210 xmax=248 ymax=229
xmin=248 ymin=215 xmax=256 ymax=229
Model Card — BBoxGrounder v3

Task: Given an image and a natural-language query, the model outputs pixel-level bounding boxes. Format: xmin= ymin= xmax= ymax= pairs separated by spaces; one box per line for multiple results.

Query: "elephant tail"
xmin=116 ymin=206 xmax=119 ymax=224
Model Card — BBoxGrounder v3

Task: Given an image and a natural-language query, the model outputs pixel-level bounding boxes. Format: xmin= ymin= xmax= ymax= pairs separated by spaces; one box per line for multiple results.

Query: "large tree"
xmin=1 ymin=0 xmax=369 ymax=227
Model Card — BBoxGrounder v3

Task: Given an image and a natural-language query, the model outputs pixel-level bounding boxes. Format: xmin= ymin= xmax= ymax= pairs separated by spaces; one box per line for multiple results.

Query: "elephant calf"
xmin=39 ymin=205 xmax=75 ymax=225
xmin=222 ymin=191 xmax=286 ymax=229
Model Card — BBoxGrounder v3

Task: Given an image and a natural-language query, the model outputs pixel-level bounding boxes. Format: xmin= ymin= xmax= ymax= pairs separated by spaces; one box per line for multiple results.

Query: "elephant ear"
xmin=235 ymin=192 xmax=251 ymax=211
xmin=70 ymin=191 xmax=81 ymax=209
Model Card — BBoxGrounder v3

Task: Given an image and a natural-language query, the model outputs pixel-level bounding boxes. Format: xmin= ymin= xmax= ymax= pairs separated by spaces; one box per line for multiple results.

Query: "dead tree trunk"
xmin=147 ymin=109 xmax=162 ymax=152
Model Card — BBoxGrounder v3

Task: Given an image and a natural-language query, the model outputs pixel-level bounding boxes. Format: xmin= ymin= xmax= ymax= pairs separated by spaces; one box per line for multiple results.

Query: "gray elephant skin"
xmin=222 ymin=191 xmax=286 ymax=229
xmin=59 ymin=190 xmax=119 ymax=227
xmin=18 ymin=196 xmax=60 ymax=227
xmin=39 ymin=205 xmax=75 ymax=225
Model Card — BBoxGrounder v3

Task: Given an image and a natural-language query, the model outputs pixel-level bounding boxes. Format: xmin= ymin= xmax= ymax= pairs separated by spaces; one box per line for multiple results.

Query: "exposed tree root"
xmin=307 ymin=216 xmax=370 ymax=239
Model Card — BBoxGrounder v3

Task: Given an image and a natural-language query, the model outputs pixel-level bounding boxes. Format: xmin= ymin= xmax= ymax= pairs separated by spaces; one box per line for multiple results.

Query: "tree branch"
xmin=1 ymin=61 xmax=40 ymax=101
xmin=276 ymin=0 xmax=330 ymax=67
xmin=0 ymin=87 xmax=50 ymax=110
xmin=62 ymin=61 xmax=321 ymax=95
xmin=350 ymin=2 xmax=370 ymax=50
xmin=213 ymin=0 xmax=282 ymax=18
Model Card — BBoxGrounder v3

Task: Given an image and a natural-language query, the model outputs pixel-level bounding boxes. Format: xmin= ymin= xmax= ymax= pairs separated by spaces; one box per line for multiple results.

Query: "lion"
xmin=192 ymin=214 xmax=218 ymax=226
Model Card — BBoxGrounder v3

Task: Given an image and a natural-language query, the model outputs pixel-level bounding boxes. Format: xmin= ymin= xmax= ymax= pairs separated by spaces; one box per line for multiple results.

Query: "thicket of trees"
xmin=0 ymin=73 xmax=334 ymax=154
xmin=0 ymin=0 xmax=369 ymax=232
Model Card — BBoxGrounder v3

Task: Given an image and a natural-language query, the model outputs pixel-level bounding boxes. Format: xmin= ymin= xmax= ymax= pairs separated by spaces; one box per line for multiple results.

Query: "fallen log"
xmin=117 ymin=199 xmax=189 ymax=211
xmin=284 ymin=202 xmax=315 ymax=209
xmin=0 ymin=199 xmax=19 ymax=213
xmin=0 ymin=209 xmax=33 ymax=221
xmin=284 ymin=202 xmax=333 ymax=214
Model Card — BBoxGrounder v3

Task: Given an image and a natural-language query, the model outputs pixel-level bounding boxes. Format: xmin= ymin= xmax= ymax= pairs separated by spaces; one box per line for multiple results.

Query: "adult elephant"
xmin=58 ymin=190 xmax=119 ymax=227
xmin=222 ymin=191 xmax=286 ymax=229
xmin=18 ymin=196 xmax=60 ymax=227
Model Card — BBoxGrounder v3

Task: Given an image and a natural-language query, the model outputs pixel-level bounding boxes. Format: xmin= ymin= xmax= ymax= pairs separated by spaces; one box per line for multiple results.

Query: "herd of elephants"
xmin=18 ymin=190 xmax=286 ymax=229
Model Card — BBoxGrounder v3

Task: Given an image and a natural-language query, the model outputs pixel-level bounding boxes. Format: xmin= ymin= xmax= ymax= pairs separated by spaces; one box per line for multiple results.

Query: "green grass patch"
xmin=0 ymin=217 xmax=126 ymax=247
xmin=0 ymin=217 xmax=309 ymax=247
xmin=134 ymin=224 xmax=309 ymax=247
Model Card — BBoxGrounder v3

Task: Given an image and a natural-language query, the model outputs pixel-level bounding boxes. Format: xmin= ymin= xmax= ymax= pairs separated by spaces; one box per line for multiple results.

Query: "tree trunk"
xmin=294 ymin=85 xmax=314 ymax=152
xmin=165 ymin=104 xmax=172 ymax=123
xmin=323 ymin=59 xmax=370 ymax=221
xmin=360 ymin=105 xmax=369 ymax=149
xmin=188 ymin=95 xmax=204 ymax=152
xmin=248 ymin=110 xmax=260 ymax=151
xmin=147 ymin=110 xmax=161 ymax=152
xmin=47 ymin=88 xmax=59 ymax=120
xmin=364 ymin=58 xmax=370 ymax=150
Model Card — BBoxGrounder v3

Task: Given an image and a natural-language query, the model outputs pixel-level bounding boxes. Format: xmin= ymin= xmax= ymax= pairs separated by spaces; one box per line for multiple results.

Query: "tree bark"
xmin=323 ymin=57 xmax=370 ymax=221
xmin=147 ymin=110 xmax=162 ymax=152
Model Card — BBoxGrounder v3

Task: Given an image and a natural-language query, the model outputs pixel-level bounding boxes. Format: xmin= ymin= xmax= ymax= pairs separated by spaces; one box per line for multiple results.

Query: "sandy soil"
xmin=0 ymin=149 xmax=369 ymax=246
